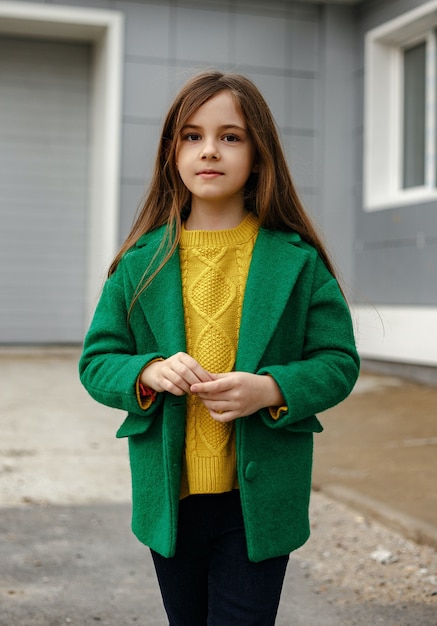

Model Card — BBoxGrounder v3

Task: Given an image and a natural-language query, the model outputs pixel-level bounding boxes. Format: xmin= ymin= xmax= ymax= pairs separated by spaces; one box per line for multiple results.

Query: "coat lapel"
xmin=236 ymin=229 xmax=308 ymax=372
xmin=127 ymin=231 xmax=187 ymax=356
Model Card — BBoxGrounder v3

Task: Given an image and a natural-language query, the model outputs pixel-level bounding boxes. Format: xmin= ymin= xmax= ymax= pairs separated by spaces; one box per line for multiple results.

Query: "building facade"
xmin=0 ymin=0 xmax=436 ymax=381
xmin=353 ymin=0 xmax=437 ymax=384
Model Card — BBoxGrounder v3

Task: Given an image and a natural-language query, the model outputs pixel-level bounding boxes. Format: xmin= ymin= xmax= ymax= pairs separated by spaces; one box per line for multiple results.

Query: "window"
xmin=402 ymin=41 xmax=426 ymax=189
xmin=364 ymin=1 xmax=437 ymax=210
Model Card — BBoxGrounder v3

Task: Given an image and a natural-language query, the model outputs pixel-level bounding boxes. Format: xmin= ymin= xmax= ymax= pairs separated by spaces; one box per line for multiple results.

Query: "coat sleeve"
xmin=79 ymin=263 xmax=165 ymax=414
xmin=257 ymin=257 xmax=360 ymax=431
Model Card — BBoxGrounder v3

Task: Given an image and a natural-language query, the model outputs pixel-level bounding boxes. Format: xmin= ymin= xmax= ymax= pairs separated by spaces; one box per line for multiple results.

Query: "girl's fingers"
xmin=192 ymin=372 xmax=281 ymax=419
xmin=141 ymin=352 xmax=213 ymax=396
xmin=208 ymin=408 xmax=237 ymax=423
xmin=190 ymin=375 xmax=229 ymax=396
xmin=171 ymin=352 xmax=212 ymax=385
xmin=158 ymin=353 xmax=213 ymax=394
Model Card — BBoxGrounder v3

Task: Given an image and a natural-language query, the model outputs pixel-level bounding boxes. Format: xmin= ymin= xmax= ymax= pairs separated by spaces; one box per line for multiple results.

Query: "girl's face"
xmin=175 ymin=91 xmax=256 ymax=217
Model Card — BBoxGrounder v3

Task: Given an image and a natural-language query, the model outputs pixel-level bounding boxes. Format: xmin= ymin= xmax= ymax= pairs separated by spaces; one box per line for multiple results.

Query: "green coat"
xmin=79 ymin=225 xmax=360 ymax=562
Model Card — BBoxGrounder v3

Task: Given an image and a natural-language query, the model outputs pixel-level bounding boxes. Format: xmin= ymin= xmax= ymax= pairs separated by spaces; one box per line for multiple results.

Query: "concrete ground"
xmin=0 ymin=348 xmax=436 ymax=625
xmin=312 ymin=372 xmax=437 ymax=548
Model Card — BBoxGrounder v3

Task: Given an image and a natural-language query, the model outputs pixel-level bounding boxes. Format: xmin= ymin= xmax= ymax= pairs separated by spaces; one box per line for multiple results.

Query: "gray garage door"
xmin=0 ymin=36 xmax=90 ymax=343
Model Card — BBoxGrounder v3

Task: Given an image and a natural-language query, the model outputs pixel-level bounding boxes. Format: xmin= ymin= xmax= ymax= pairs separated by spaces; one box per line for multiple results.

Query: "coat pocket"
xmin=116 ymin=412 xmax=155 ymax=438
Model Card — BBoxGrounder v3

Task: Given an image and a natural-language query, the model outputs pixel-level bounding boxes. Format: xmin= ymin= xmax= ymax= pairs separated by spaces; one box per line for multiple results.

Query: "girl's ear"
xmin=252 ymin=161 xmax=259 ymax=174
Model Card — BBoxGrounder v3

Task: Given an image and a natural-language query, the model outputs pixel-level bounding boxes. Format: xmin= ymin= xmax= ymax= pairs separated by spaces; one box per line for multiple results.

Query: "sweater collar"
xmin=179 ymin=212 xmax=260 ymax=248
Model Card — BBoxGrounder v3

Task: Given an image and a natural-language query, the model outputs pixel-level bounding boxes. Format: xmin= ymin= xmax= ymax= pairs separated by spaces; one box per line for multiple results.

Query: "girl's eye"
xmin=223 ymin=134 xmax=240 ymax=143
xmin=183 ymin=133 xmax=201 ymax=141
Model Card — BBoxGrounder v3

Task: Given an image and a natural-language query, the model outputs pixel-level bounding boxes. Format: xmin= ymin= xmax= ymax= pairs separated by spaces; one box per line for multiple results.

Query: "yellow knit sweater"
xmin=178 ymin=213 xmax=260 ymax=498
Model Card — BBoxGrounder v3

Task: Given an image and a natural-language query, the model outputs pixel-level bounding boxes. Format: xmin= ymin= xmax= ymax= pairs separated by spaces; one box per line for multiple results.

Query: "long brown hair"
xmin=109 ymin=71 xmax=339 ymax=303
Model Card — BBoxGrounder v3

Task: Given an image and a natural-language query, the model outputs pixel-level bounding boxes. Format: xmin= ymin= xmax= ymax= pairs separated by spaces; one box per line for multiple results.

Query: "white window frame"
xmin=364 ymin=0 xmax=437 ymax=210
xmin=0 ymin=1 xmax=123 ymax=326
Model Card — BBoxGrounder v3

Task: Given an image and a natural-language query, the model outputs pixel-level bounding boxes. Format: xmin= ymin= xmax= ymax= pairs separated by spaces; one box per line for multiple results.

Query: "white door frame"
xmin=0 ymin=1 xmax=123 ymax=328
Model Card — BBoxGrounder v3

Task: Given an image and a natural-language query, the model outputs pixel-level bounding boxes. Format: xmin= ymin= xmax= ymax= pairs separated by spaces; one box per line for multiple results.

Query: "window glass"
xmin=403 ymin=42 xmax=426 ymax=188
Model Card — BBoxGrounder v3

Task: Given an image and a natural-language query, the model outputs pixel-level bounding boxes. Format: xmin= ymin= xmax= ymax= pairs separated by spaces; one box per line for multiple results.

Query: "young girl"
xmin=79 ymin=71 xmax=360 ymax=625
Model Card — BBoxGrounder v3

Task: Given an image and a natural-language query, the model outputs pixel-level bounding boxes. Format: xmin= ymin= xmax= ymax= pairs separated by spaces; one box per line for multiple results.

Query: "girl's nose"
xmin=200 ymin=140 xmax=219 ymax=160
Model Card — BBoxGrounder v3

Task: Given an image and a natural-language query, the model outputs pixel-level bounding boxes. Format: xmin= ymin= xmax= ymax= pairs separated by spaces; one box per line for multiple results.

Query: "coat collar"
xmin=127 ymin=226 xmax=187 ymax=356
xmin=236 ymin=228 xmax=308 ymax=372
xmin=127 ymin=226 xmax=308 ymax=370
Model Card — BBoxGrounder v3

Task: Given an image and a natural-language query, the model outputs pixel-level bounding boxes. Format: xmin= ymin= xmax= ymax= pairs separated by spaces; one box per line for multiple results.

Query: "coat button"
xmin=244 ymin=461 xmax=258 ymax=481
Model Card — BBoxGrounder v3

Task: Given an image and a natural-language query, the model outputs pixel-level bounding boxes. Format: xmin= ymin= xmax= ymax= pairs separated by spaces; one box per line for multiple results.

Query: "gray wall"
xmin=316 ymin=4 xmax=356 ymax=289
xmin=354 ymin=0 xmax=437 ymax=306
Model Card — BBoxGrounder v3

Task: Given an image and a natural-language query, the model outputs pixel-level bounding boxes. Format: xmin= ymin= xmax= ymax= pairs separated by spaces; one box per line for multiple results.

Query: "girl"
xmin=79 ymin=71 xmax=360 ymax=625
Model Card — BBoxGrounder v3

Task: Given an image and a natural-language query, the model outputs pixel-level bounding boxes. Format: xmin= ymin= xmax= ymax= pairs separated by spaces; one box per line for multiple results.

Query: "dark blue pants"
xmin=150 ymin=490 xmax=289 ymax=626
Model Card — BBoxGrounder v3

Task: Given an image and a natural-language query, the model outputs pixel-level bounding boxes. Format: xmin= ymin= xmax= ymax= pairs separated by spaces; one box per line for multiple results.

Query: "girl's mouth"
xmin=197 ymin=170 xmax=223 ymax=179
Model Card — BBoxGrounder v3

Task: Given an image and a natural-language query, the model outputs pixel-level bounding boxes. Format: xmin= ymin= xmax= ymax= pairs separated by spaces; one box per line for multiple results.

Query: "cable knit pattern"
xmin=179 ymin=213 xmax=260 ymax=497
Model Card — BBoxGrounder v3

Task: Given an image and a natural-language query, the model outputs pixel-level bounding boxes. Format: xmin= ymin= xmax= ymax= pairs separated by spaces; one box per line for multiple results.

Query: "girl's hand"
xmin=190 ymin=372 xmax=285 ymax=422
xmin=140 ymin=352 xmax=213 ymax=396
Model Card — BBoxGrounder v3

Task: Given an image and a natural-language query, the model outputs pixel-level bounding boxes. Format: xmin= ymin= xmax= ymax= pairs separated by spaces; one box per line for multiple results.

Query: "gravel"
xmin=294 ymin=490 xmax=437 ymax=608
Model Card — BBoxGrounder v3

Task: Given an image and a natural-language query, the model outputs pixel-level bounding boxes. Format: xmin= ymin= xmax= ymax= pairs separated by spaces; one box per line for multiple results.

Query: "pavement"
xmin=0 ymin=347 xmax=436 ymax=625
xmin=312 ymin=371 xmax=437 ymax=549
